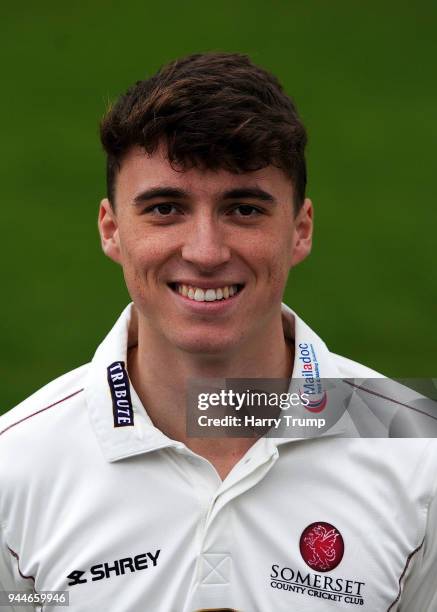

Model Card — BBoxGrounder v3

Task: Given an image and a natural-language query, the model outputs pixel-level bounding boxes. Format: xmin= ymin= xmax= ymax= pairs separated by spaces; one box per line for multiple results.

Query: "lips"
xmin=169 ymin=283 xmax=244 ymax=302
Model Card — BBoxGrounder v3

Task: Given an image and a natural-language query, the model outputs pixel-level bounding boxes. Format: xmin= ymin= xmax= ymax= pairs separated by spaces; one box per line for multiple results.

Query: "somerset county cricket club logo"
xmin=299 ymin=522 xmax=344 ymax=572
xmin=269 ymin=522 xmax=365 ymax=605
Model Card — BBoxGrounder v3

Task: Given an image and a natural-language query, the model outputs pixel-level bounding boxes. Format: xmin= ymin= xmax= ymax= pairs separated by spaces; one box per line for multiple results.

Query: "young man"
xmin=0 ymin=53 xmax=436 ymax=611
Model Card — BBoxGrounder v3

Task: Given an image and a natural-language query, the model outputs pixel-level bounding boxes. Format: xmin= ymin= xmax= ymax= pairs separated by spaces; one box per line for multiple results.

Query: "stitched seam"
xmin=343 ymin=380 xmax=437 ymax=422
xmin=386 ymin=541 xmax=424 ymax=612
xmin=203 ymin=555 xmax=229 ymax=583
xmin=206 ymin=567 xmax=227 ymax=582
xmin=0 ymin=389 xmax=84 ymax=437
xmin=208 ymin=560 xmax=227 ymax=582
xmin=6 ymin=546 xmax=35 ymax=583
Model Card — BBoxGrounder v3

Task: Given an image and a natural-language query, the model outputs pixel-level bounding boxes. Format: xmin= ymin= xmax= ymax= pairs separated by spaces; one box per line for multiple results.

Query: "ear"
xmin=290 ymin=198 xmax=313 ymax=268
xmin=98 ymin=198 xmax=122 ymax=264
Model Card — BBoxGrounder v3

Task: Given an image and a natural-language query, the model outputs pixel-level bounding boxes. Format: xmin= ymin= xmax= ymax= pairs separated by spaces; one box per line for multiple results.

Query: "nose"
xmin=181 ymin=216 xmax=231 ymax=270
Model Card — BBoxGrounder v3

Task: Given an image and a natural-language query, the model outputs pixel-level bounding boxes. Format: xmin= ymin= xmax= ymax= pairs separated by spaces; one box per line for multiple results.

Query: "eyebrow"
xmin=133 ymin=187 xmax=188 ymax=204
xmin=221 ymin=187 xmax=276 ymax=203
xmin=133 ymin=185 xmax=277 ymax=206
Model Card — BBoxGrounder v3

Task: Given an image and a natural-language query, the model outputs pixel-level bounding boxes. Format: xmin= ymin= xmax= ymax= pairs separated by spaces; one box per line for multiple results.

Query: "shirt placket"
xmin=183 ymin=442 xmax=279 ymax=611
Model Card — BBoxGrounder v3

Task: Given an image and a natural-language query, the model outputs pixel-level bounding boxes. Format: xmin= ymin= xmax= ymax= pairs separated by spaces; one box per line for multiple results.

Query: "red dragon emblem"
xmin=299 ymin=522 xmax=344 ymax=572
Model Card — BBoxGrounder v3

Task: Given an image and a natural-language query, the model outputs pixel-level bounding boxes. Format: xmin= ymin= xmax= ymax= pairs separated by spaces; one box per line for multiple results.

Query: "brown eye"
xmin=234 ymin=205 xmax=261 ymax=216
xmin=154 ymin=204 xmax=175 ymax=215
xmin=143 ymin=203 xmax=180 ymax=216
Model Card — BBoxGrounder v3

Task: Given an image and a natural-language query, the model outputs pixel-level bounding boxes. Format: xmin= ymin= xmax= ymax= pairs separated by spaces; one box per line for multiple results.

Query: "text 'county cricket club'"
xmin=298 ymin=343 xmax=328 ymax=413
xmin=270 ymin=523 xmax=366 ymax=606
xmin=107 ymin=361 xmax=134 ymax=427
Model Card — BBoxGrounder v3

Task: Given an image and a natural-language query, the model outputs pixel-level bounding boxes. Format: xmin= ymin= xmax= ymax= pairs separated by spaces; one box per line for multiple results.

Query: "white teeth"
xmin=194 ymin=288 xmax=205 ymax=301
xmin=204 ymin=289 xmax=216 ymax=301
xmin=174 ymin=284 xmax=241 ymax=302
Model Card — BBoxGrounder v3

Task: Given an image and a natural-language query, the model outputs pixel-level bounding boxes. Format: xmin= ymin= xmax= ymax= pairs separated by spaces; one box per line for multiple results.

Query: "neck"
xmin=127 ymin=306 xmax=294 ymax=467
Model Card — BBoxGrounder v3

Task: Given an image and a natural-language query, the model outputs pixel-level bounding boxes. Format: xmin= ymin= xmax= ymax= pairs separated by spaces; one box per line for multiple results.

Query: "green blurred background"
xmin=2 ymin=1 xmax=436 ymax=413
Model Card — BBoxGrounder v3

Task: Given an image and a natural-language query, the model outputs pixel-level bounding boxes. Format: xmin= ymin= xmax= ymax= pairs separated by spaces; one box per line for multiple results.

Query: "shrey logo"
xmin=299 ymin=522 xmax=344 ymax=572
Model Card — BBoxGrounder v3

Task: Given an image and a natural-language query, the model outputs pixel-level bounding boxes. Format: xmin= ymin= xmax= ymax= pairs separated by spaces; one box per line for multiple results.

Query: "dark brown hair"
xmin=100 ymin=52 xmax=307 ymax=210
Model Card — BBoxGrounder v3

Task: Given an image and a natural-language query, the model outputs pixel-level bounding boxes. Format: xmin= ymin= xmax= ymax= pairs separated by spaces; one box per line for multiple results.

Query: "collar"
xmin=86 ymin=303 xmax=344 ymax=462
xmin=85 ymin=304 xmax=178 ymax=462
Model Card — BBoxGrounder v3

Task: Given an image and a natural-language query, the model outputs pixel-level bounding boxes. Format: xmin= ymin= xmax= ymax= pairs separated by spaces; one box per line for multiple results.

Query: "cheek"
xmin=267 ymin=256 xmax=291 ymax=297
xmin=117 ymin=237 xmax=161 ymax=301
xmin=118 ymin=226 xmax=163 ymax=270
xmin=244 ymin=236 xmax=292 ymax=297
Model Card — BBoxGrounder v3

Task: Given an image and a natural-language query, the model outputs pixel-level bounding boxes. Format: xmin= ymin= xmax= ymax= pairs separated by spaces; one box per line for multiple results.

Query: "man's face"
xmin=99 ymin=146 xmax=312 ymax=356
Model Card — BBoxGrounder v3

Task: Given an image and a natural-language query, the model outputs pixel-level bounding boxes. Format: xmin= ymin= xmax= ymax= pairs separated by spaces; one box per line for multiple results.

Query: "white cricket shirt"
xmin=0 ymin=304 xmax=436 ymax=611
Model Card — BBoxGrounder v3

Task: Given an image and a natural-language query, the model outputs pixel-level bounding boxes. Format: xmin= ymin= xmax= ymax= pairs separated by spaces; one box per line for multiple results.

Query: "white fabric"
xmin=0 ymin=304 xmax=436 ymax=611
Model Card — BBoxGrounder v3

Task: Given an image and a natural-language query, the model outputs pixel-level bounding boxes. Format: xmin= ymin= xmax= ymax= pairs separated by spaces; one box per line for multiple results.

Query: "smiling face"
xmin=98 ymin=146 xmax=313 ymax=356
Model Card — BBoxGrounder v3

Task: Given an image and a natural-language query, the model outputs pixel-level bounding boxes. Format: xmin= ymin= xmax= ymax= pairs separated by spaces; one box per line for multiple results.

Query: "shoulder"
xmin=0 ymin=365 xmax=91 ymax=514
xmin=0 ymin=364 xmax=89 ymax=443
xmin=330 ymin=352 xmax=385 ymax=378
xmin=281 ymin=304 xmax=384 ymax=379
xmin=0 ymin=365 xmax=94 ymax=539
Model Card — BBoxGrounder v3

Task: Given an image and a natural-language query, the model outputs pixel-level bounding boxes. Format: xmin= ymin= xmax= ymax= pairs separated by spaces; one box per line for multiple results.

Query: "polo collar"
xmin=274 ymin=303 xmax=346 ymax=446
xmin=86 ymin=303 xmax=344 ymax=462
xmin=282 ymin=302 xmax=341 ymax=379
xmin=85 ymin=305 xmax=180 ymax=462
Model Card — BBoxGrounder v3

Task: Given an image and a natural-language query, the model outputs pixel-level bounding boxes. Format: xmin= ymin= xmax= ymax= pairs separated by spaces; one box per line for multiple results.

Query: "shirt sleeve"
xmin=0 ymin=522 xmax=37 ymax=612
xmin=399 ymin=488 xmax=437 ymax=611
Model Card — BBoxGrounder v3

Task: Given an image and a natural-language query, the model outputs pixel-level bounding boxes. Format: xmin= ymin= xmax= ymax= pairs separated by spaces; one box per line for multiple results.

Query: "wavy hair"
xmin=100 ymin=52 xmax=307 ymax=210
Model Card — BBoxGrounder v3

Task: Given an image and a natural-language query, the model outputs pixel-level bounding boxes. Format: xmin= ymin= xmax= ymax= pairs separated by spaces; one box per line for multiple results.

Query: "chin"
xmin=170 ymin=330 xmax=239 ymax=356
